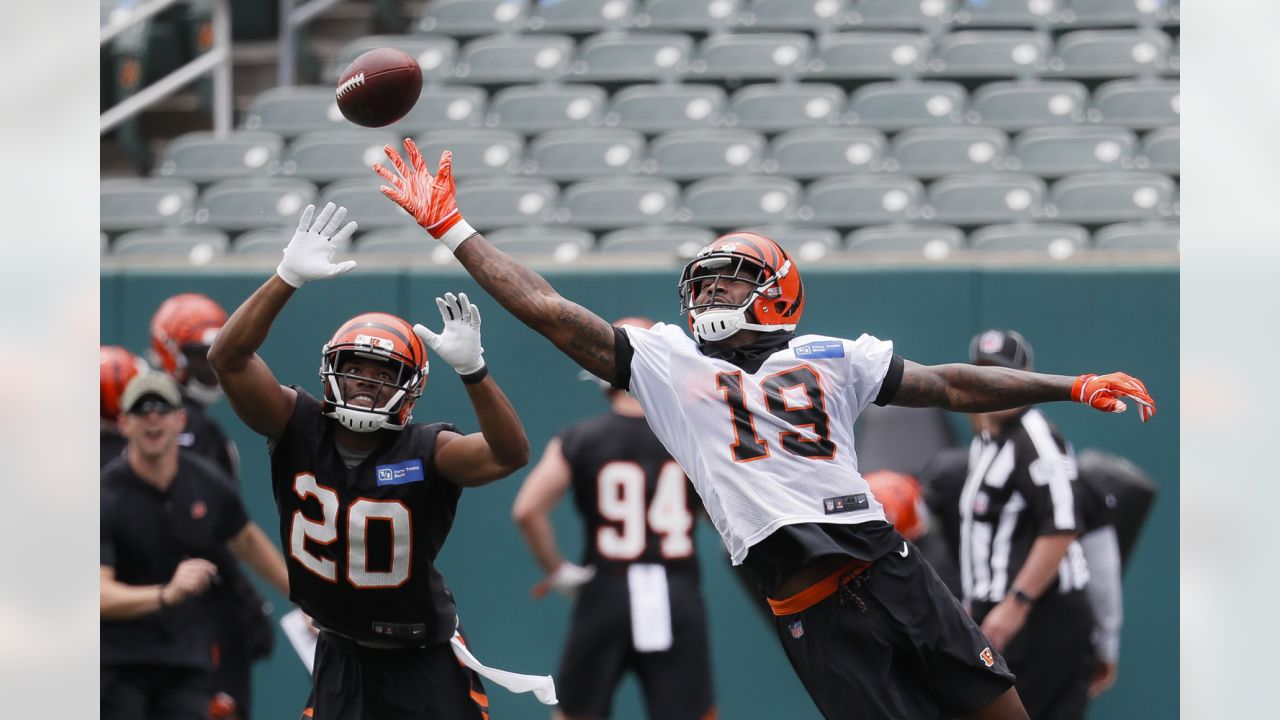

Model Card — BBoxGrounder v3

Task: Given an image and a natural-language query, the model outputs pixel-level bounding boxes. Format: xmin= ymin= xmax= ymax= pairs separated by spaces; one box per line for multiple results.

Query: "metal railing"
xmin=100 ymin=0 xmax=233 ymax=137
xmin=278 ymin=0 xmax=350 ymax=87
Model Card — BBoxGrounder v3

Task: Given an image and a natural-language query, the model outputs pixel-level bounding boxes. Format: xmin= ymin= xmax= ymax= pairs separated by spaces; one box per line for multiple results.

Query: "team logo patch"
xmin=191 ymin=501 xmax=207 ymax=519
xmin=980 ymin=647 xmax=995 ymax=668
xmin=794 ymin=341 xmax=845 ymax=359
xmin=788 ymin=620 xmax=804 ymax=639
xmin=375 ymin=459 xmax=426 ymax=486
xmin=823 ymin=493 xmax=869 ymax=515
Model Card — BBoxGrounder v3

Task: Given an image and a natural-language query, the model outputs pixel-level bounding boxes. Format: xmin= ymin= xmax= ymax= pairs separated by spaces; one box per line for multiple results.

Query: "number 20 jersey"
xmin=622 ymin=323 xmax=894 ymax=564
xmin=270 ymin=388 xmax=462 ymax=645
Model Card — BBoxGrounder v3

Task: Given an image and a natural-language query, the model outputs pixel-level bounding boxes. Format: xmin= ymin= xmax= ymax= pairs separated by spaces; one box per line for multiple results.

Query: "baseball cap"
xmin=120 ymin=372 xmax=183 ymax=414
xmin=968 ymin=329 xmax=1034 ymax=370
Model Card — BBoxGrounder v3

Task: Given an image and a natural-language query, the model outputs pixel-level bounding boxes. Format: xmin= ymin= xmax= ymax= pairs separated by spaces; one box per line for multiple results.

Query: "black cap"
xmin=969 ymin=329 xmax=1034 ymax=370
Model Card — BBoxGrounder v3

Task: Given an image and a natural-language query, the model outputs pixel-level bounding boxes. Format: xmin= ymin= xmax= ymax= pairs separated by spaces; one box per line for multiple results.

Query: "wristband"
xmin=460 ymin=365 xmax=489 ymax=385
xmin=436 ymin=218 xmax=477 ymax=253
xmin=1011 ymin=588 xmax=1036 ymax=607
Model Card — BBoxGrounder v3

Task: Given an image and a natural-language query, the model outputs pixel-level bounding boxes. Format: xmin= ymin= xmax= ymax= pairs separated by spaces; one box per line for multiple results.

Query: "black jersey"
xmin=179 ymin=395 xmax=240 ymax=483
xmin=270 ymin=388 xmax=463 ymax=646
xmin=560 ymin=412 xmax=699 ymax=573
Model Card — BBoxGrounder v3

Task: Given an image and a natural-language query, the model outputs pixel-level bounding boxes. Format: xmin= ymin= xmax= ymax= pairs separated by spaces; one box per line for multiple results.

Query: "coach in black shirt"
xmin=100 ymin=372 xmax=289 ymax=720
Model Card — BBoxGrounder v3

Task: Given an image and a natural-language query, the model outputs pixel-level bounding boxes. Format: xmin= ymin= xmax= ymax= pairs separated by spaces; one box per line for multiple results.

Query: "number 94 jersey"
xmin=622 ymin=324 xmax=895 ymax=565
xmin=270 ymin=388 xmax=463 ymax=645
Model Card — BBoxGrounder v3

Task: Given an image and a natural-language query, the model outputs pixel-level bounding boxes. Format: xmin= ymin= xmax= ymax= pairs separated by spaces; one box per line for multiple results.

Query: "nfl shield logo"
xmin=191 ymin=501 xmax=207 ymax=520
xmin=788 ymin=620 xmax=804 ymax=639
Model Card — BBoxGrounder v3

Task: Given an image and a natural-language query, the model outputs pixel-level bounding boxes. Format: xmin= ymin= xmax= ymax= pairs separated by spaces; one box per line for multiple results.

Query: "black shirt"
xmin=179 ymin=396 xmax=239 ymax=483
xmin=101 ymin=429 xmax=127 ymax=469
xmin=270 ymin=388 xmax=462 ymax=646
xmin=100 ymin=453 xmax=249 ymax=669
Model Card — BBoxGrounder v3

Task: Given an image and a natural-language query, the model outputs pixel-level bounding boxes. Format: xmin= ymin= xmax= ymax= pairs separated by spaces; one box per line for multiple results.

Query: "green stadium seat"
xmin=649 ymin=129 xmax=767 ymax=180
xmin=1012 ymin=126 xmax=1137 ymax=176
xmin=806 ymin=175 xmax=924 ymax=226
xmin=526 ymin=129 xmax=647 ymax=180
xmin=968 ymin=80 xmax=1088 ymax=129
xmin=608 ymin=84 xmax=726 ymax=132
xmin=454 ymin=178 xmax=560 ymax=230
xmin=486 ymin=84 xmax=607 ymax=133
xmin=101 ymin=178 xmax=198 ymax=233
xmin=768 ymin=127 xmax=889 ymax=178
xmin=561 ymin=177 xmax=682 ymax=229
xmin=574 ymin=32 xmax=693 ymax=83
xmin=416 ymin=0 xmax=529 ymax=37
xmin=685 ymin=176 xmax=802 ymax=227
xmin=927 ymin=31 xmax=1051 ymax=79
xmin=727 ymin=83 xmax=845 ymax=132
xmin=456 ymin=34 xmax=574 ymax=85
xmin=282 ymin=130 xmax=400 ymax=183
xmin=112 ymin=227 xmax=229 ymax=264
xmin=848 ymin=81 xmax=967 ymax=130
xmin=807 ymin=32 xmax=929 ymax=80
xmin=194 ymin=178 xmax=317 ymax=232
xmin=527 ymin=0 xmax=637 ymax=34
xmin=1139 ymin=127 xmax=1178 ymax=174
xmin=891 ymin=126 xmax=1008 ymax=177
xmin=846 ymin=224 xmax=963 ymax=255
xmin=925 ymin=173 xmax=1046 ymax=224
xmin=597 ymin=225 xmax=715 ymax=255
xmin=154 ymin=131 xmax=284 ymax=183
xmin=413 ymin=129 xmax=524 ymax=178
xmin=693 ymin=33 xmax=812 ymax=82
xmin=1091 ymin=79 xmax=1179 ymax=129
xmin=1093 ymin=221 xmax=1179 ymax=251
xmin=1049 ymin=172 xmax=1176 ymax=223
xmin=969 ymin=222 xmax=1087 ymax=257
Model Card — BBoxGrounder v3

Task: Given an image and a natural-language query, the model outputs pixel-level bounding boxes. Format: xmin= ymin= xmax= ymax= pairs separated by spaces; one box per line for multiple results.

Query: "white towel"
xmin=280 ymin=608 xmax=318 ymax=674
xmin=628 ymin=564 xmax=673 ymax=653
xmin=449 ymin=633 xmax=559 ymax=706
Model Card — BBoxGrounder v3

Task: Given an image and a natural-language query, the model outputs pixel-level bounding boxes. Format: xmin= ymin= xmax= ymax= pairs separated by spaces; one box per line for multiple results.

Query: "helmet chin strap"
xmin=328 ymin=406 xmax=390 ymax=433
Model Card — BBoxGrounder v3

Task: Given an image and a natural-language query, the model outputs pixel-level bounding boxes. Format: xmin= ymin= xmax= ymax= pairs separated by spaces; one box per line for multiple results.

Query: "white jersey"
xmin=623 ymin=322 xmax=895 ymax=564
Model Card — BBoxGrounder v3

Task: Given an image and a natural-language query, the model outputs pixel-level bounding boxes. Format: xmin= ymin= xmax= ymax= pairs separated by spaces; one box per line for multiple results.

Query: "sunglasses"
xmin=126 ymin=399 xmax=179 ymax=416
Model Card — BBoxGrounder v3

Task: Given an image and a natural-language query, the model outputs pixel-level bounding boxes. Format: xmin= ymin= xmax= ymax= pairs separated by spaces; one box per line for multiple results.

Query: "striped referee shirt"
xmin=959 ymin=408 xmax=1089 ymax=606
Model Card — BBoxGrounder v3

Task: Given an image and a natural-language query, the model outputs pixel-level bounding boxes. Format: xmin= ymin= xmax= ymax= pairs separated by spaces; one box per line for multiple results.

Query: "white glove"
xmin=413 ymin=292 xmax=485 ymax=375
xmin=276 ymin=202 xmax=359 ymax=288
xmin=548 ymin=562 xmax=596 ymax=600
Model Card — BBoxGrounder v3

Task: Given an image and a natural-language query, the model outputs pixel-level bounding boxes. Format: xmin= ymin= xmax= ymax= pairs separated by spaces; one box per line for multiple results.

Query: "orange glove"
xmin=1072 ymin=372 xmax=1156 ymax=422
xmin=374 ymin=139 xmax=474 ymax=250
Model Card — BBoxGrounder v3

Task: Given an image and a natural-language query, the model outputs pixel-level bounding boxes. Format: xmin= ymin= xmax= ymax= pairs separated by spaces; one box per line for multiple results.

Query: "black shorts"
xmin=101 ymin=664 xmax=212 ymax=720
xmin=770 ymin=543 xmax=1016 ymax=720
xmin=303 ymin=629 xmax=489 ymax=720
xmin=558 ymin=568 xmax=715 ymax=720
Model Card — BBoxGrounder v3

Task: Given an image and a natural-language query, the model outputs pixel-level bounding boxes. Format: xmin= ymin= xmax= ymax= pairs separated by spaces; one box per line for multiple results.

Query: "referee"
xmin=959 ymin=330 xmax=1094 ymax=720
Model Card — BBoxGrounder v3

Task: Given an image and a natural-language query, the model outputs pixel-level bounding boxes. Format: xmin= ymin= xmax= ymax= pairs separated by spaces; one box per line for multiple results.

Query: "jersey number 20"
xmin=290 ymin=473 xmax=411 ymax=588
xmin=597 ymin=461 xmax=693 ymax=560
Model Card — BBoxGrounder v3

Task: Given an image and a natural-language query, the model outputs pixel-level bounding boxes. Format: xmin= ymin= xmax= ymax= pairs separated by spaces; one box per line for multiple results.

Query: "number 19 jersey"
xmin=621 ymin=323 xmax=894 ymax=564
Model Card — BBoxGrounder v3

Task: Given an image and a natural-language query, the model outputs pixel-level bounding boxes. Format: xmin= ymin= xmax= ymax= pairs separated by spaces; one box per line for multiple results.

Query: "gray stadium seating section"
xmin=727 ymin=83 xmax=845 ymax=132
xmin=229 ymin=227 xmax=305 ymax=256
xmin=969 ymin=222 xmax=1088 ymax=255
xmin=416 ymin=0 xmax=529 ymax=37
xmin=741 ymin=0 xmax=852 ymax=33
xmin=891 ymin=126 xmax=1008 ymax=177
xmin=456 ymin=34 xmax=574 ymax=84
xmin=330 ymin=35 xmax=458 ymax=84
xmin=1090 ymin=79 xmax=1179 ymax=128
xmin=574 ymin=33 xmax=694 ymax=83
xmin=848 ymin=81 xmax=967 ymax=130
xmin=608 ymin=84 xmax=726 ymax=132
xmin=1011 ymin=126 xmax=1137 ymax=176
xmin=1139 ymin=127 xmax=1178 ymax=174
xmin=112 ymin=227 xmax=230 ymax=262
xmin=412 ymin=129 xmax=524 ymax=177
xmin=561 ymin=177 xmax=683 ymax=229
xmin=1050 ymin=30 xmax=1172 ymax=78
xmin=486 ymin=84 xmax=607 ymax=132
xmin=242 ymin=87 xmax=350 ymax=136
xmin=806 ymin=175 xmax=924 ymax=226
xmin=848 ymin=0 xmax=955 ymax=32
xmin=967 ymin=80 xmax=1089 ymax=129
xmin=951 ymin=0 xmax=1060 ymax=29
xmin=526 ymin=0 xmax=637 ymax=34
xmin=639 ymin=0 xmax=744 ymax=33
xmin=1049 ymin=171 xmax=1177 ymax=223
xmin=808 ymin=32 xmax=929 ymax=80
xmin=845 ymin=224 xmax=964 ymax=253
xmin=319 ymin=179 xmax=423 ymax=232
xmin=685 ymin=176 xmax=802 ymax=227
xmin=154 ymin=131 xmax=283 ymax=183
xmin=102 ymin=178 xmax=198 ymax=233
xmin=692 ymin=33 xmax=812 ymax=82
xmin=746 ymin=225 xmax=842 ymax=260
xmin=453 ymin=177 xmax=560 ymax=230
xmin=648 ymin=128 xmax=767 ymax=179
xmin=355 ymin=228 xmax=435 ymax=255
xmin=281 ymin=130 xmax=399 ymax=183
xmin=927 ymin=31 xmax=1051 ymax=78
xmin=768 ymin=127 xmax=889 ymax=178
xmin=194 ymin=178 xmax=317 ymax=232
xmin=598 ymin=225 xmax=715 ymax=255
xmin=525 ymin=129 xmax=647 ymax=180
xmin=485 ymin=226 xmax=596 ymax=258
xmin=925 ymin=173 xmax=1046 ymax=224
xmin=1093 ymin=221 xmax=1179 ymax=251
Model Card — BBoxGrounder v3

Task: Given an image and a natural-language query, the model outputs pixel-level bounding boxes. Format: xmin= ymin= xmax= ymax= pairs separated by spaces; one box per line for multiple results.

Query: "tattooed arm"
xmin=891 ymin=360 xmax=1074 ymax=412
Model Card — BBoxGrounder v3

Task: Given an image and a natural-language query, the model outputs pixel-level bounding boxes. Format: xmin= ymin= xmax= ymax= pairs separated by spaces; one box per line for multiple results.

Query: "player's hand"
xmin=980 ymin=597 xmax=1029 ymax=652
xmin=1088 ymin=659 xmax=1118 ymax=697
xmin=162 ymin=558 xmax=219 ymax=605
xmin=375 ymin=140 xmax=475 ymax=250
xmin=1072 ymin=372 xmax=1156 ymax=422
xmin=276 ymin=203 xmax=359 ymax=288
xmin=532 ymin=562 xmax=596 ymax=600
xmin=414 ymin=292 xmax=485 ymax=375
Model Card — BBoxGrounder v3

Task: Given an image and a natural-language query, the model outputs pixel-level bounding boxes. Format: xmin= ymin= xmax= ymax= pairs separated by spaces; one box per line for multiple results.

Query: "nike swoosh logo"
xmin=898 ymin=541 xmax=909 ymax=558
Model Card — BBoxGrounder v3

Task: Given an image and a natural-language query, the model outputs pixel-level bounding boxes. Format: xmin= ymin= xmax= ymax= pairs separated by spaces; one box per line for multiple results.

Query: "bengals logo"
xmin=979 ymin=647 xmax=995 ymax=668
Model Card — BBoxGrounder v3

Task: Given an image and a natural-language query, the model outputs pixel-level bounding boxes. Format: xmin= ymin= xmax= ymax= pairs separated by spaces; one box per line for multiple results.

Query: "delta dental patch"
xmin=794 ymin=341 xmax=845 ymax=359
xmin=376 ymin=459 xmax=426 ymax=486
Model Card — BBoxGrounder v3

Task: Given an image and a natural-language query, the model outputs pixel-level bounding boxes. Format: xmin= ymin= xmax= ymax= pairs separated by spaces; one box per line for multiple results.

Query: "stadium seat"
xmin=1093 ymin=221 xmax=1179 ymax=251
xmin=455 ymin=34 xmax=573 ymax=85
xmin=526 ymin=0 xmax=636 ymax=34
xmin=951 ymin=0 xmax=1060 ymax=29
xmin=692 ymin=33 xmax=812 ymax=82
xmin=194 ymin=178 xmax=316 ymax=232
xmin=1049 ymin=172 xmax=1177 ymax=223
xmin=598 ymin=225 xmax=715 ymax=255
xmin=924 ymin=173 xmax=1045 ymax=224
xmin=648 ymin=129 xmax=767 ymax=180
xmin=526 ymin=129 xmax=647 ymax=180
xmin=740 ymin=0 xmax=851 ymax=33
xmin=890 ymin=126 xmax=1008 ymax=177
xmin=453 ymin=178 xmax=560 ymax=230
xmin=153 ymin=131 xmax=283 ymax=183
xmin=805 ymin=175 xmax=924 ymax=226
xmin=726 ymin=83 xmax=845 ymax=132
xmin=574 ymin=32 xmax=693 ymax=83
xmin=101 ymin=178 xmax=198 ymax=233
xmin=848 ymin=81 xmax=967 ymax=130
xmin=845 ymin=224 xmax=963 ymax=255
xmin=392 ymin=85 xmax=488 ymax=133
xmin=561 ymin=177 xmax=683 ymax=229
xmin=685 ymin=176 xmax=802 ymax=227
xmin=486 ymin=226 xmax=596 ymax=261
xmin=969 ymin=222 xmax=1087 ymax=258
xmin=1064 ymin=0 xmax=1170 ymax=28
xmin=229 ymin=227 xmax=306 ymax=256
xmin=807 ymin=32 xmax=929 ymax=80
xmin=354 ymin=228 xmax=437 ymax=257
xmin=608 ymin=84 xmax=727 ymax=132
xmin=486 ymin=84 xmax=607 ymax=133
xmin=416 ymin=0 xmax=529 ymax=36
xmin=319 ymin=179 xmax=423 ymax=232
xmin=926 ymin=31 xmax=1051 ymax=79
xmin=1091 ymin=79 xmax=1179 ymax=129
xmin=638 ymin=0 xmax=744 ymax=33
xmin=848 ymin=0 xmax=954 ymax=32
xmin=111 ymin=227 xmax=229 ymax=263
xmin=769 ymin=127 xmax=889 ymax=178
xmin=1011 ymin=126 xmax=1137 ymax=176
xmin=242 ymin=86 xmax=349 ymax=137
xmin=329 ymin=35 xmax=458 ymax=84
xmin=281 ymin=130 xmax=399 ymax=183
xmin=1167 ymin=32 xmax=1179 ymax=75
xmin=968 ymin=80 xmax=1088 ymax=129
xmin=1139 ymin=127 xmax=1179 ymax=174
xmin=746 ymin=225 xmax=841 ymax=261
xmin=413 ymin=130 xmax=524 ymax=177
xmin=1049 ymin=30 xmax=1172 ymax=78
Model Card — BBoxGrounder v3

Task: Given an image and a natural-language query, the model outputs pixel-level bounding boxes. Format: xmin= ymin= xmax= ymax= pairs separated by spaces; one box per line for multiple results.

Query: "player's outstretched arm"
xmin=376 ymin=140 xmax=620 ymax=386
xmin=209 ymin=203 xmax=358 ymax=439
xmin=893 ymin=361 xmax=1156 ymax=422
xmin=417 ymin=293 xmax=531 ymax=487
xmin=513 ymin=438 xmax=596 ymax=599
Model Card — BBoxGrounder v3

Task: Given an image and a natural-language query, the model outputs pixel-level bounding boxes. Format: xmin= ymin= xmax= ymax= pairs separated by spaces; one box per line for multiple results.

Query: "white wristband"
xmin=437 ymin=219 xmax=477 ymax=253
xmin=275 ymin=263 xmax=305 ymax=289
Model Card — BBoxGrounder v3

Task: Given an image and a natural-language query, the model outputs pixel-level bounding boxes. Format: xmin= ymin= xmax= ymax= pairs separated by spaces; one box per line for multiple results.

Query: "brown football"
xmin=335 ymin=48 xmax=423 ymax=128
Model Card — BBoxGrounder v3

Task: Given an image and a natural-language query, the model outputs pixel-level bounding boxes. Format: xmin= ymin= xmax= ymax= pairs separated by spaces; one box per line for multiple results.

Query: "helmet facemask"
xmin=320 ymin=341 xmax=427 ymax=433
xmin=679 ymin=252 xmax=793 ymax=342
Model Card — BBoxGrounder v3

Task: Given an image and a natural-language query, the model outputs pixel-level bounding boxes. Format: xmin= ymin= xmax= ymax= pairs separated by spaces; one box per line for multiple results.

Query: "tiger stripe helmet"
xmin=677 ymin=231 xmax=804 ymax=342
xmin=320 ymin=312 xmax=429 ymax=432
xmin=149 ymin=293 xmax=228 ymax=402
xmin=100 ymin=345 xmax=146 ymax=421
xmin=864 ymin=470 xmax=929 ymax=542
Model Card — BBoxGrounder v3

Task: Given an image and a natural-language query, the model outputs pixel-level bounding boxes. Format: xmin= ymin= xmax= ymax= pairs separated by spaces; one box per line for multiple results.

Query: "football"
xmin=335 ymin=48 xmax=423 ymax=128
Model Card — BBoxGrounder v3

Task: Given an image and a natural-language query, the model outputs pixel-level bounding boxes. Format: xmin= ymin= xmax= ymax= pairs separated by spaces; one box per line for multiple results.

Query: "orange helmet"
xmin=320 ymin=312 xmax=429 ymax=432
xmin=677 ymin=231 xmax=804 ymax=342
xmin=864 ymin=470 xmax=928 ymax=541
xmin=150 ymin=293 xmax=228 ymax=401
xmin=100 ymin=345 xmax=146 ymax=421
